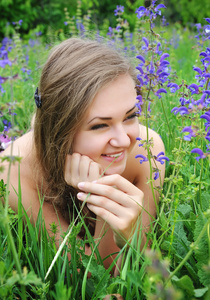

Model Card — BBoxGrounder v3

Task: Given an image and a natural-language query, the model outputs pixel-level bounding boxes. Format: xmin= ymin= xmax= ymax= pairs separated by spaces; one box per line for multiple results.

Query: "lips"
xmin=101 ymin=151 xmax=125 ymax=162
xmin=102 ymin=151 xmax=123 ymax=158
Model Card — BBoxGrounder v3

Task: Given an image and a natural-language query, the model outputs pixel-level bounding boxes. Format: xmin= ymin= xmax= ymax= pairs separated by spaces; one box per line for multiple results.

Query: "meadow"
xmin=0 ymin=2 xmax=210 ymax=299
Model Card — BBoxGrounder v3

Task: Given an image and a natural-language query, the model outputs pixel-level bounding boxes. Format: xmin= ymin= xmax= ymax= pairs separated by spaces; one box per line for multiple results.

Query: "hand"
xmin=64 ymin=153 xmax=103 ymax=189
xmin=77 ymin=174 xmax=144 ymax=248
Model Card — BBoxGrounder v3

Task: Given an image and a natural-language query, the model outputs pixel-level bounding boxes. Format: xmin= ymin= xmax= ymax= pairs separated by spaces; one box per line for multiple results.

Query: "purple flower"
xmin=205 ymin=18 xmax=210 ymax=24
xmin=136 ymin=137 xmax=144 ymax=147
xmin=135 ymin=154 xmax=148 ymax=164
xmin=156 ymin=42 xmax=162 ymax=55
xmin=200 ymin=112 xmax=210 ymax=123
xmin=161 ymin=15 xmax=169 ymax=26
xmin=35 ymin=31 xmax=42 ymax=36
xmin=182 ymin=126 xmax=196 ymax=141
xmin=3 ymin=119 xmax=11 ymax=131
xmin=155 ymin=152 xmax=169 ymax=164
xmin=114 ymin=5 xmax=124 ymax=16
xmin=0 ymin=59 xmax=12 ymax=68
xmin=171 ymin=106 xmax=189 ymax=115
xmin=136 ymin=65 xmax=144 ymax=74
xmin=142 ymin=37 xmax=149 ymax=51
xmin=158 ymin=72 xmax=170 ymax=83
xmin=154 ymin=171 xmax=159 ymax=180
xmin=155 ymin=88 xmax=167 ymax=98
xmin=136 ymin=6 xmax=147 ymax=19
xmin=154 ymin=4 xmax=166 ymax=16
xmin=136 ymin=94 xmax=143 ymax=105
xmin=137 ymin=74 xmax=144 ymax=86
xmin=191 ymin=148 xmax=206 ymax=161
xmin=193 ymin=67 xmax=202 ymax=74
xmin=188 ymin=83 xmax=199 ymax=95
xmin=64 ymin=21 xmax=68 ymax=26
xmin=107 ymin=27 xmax=114 ymax=37
xmin=160 ymin=53 xmax=169 ymax=63
xmin=136 ymin=55 xmax=145 ymax=65
xmin=18 ymin=20 xmax=23 ymax=26
xmin=168 ymin=82 xmax=180 ymax=93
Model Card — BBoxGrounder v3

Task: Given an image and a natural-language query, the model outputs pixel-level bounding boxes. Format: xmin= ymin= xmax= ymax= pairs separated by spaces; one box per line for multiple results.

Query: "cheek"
xmin=130 ymin=122 xmax=140 ymax=142
xmin=73 ymin=132 xmax=105 ymax=157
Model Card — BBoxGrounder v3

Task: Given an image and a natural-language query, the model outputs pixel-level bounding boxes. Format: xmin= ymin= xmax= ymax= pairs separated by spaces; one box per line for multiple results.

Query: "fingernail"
xmin=78 ymin=182 xmax=85 ymax=189
xmin=92 ymin=180 xmax=97 ymax=183
xmin=77 ymin=192 xmax=83 ymax=199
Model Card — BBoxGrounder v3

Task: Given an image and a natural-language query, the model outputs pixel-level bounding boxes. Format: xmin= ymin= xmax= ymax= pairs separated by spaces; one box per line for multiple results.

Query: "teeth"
xmin=105 ymin=152 xmax=123 ymax=158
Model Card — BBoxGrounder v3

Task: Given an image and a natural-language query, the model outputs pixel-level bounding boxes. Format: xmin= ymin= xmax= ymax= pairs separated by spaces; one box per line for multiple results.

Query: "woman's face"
xmin=73 ymin=74 xmax=140 ymax=175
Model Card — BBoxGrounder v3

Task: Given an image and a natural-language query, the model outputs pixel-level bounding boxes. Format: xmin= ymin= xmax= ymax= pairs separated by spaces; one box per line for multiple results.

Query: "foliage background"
xmin=0 ymin=0 xmax=210 ymax=39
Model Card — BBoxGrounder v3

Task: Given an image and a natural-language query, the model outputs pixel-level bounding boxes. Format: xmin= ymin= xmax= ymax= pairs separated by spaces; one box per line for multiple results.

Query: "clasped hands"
xmin=64 ymin=153 xmax=144 ymax=249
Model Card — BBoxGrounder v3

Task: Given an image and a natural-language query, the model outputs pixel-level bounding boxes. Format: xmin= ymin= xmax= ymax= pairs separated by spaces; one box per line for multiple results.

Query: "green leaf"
xmin=194 ymin=209 xmax=210 ymax=286
xmin=172 ymin=275 xmax=194 ymax=297
xmin=194 ymin=287 xmax=208 ymax=298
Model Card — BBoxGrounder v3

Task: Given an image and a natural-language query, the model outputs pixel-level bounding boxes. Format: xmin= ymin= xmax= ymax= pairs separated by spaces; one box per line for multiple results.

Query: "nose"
xmin=109 ymin=125 xmax=131 ymax=148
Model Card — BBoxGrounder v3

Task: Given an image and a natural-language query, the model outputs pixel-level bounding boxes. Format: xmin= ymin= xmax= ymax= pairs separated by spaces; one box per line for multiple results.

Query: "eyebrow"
xmin=88 ymin=105 xmax=137 ymax=124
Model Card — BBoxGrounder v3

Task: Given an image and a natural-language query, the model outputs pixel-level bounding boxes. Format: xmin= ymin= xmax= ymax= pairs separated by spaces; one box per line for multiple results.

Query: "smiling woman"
xmin=0 ymin=38 xmax=165 ymax=273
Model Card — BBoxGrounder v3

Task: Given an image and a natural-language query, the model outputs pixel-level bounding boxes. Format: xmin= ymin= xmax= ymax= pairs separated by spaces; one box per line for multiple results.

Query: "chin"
xmin=104 ymin=165 xmax=126 ymax=176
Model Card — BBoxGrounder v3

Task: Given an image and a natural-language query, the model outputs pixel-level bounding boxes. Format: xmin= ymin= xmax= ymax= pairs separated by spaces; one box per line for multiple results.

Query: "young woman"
xmin=0 ymin=38 xmax=165 ymax=272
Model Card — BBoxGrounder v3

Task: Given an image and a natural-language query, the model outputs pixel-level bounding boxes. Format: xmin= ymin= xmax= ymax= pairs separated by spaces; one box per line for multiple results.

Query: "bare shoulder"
xmin=0 ymin=131 xmax=38 ymax=213
xmin=0 ymin=131 xmax=33 ymax=158
xmin=124 ymin=124 xmax=165 ymax=190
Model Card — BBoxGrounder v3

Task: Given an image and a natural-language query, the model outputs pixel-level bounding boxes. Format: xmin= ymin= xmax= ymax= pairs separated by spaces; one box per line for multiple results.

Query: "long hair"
xmin=33 ymin=38 xmax=137 ymax=228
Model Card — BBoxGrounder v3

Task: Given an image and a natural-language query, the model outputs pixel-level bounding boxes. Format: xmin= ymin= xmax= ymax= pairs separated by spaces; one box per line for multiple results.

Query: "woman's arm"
xmin=76 ymin=126 xmax=165 ymax=267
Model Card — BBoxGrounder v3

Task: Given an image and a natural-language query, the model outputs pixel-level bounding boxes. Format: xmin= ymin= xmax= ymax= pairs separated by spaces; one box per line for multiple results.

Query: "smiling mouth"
xmin=102 ymin=151 xmax=124 ymax=158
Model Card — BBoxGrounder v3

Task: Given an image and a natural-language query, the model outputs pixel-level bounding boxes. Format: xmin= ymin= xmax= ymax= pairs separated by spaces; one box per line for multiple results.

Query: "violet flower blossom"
xmin=135 ymin=1 xmax=166 ymax=20
xmin=114 ymin=5 xmax=124 ymax=16
xmin=136 ymin=137 xmax=144 ymax=147
xmin=191 ymin=148 xmax=206 ymax=161
xmin=167 ymin=82 xmax=180 ymax=93
xmin=188 ymin=83 xmax=199 ymax=95
xmin=182 ymin=126 xmax=196 ymax=141
xmin=154 ymin=171 xmax=159 ymax=180
xmin=171 ymin=106 xmax=189 ymax=115
xmin=155 ymin=88 xmax=167 ymax=99
xmin=135 ymin=154 xmax=148 ymax=164
xmin=155 ymin=152 xmax=169 ymax=164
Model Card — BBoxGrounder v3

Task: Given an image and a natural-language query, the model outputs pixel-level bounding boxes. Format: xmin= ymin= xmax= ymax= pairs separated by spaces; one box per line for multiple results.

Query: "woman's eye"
xmin=90 ymin=123 xmax=108 ymax=130
xmin=125 ymin=112 xmax=139 ymax=121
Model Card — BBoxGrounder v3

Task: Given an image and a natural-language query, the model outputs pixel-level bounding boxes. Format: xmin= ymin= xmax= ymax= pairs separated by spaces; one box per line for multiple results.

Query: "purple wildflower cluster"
xmin=135 ymin=2 xmax=170 ymax=114
xmin=114 ymin=5 xmax=124 ymax=16
xmin=134 ymin=2 xmax=169 ymax=179
xmin=194 ymin=18 xmax=210 ymax=47
xmin=0 ymin=38 xmax=13 ymax=92
xmin=171 ymin=19 xmax=210 ymax=161
xmin=136 ymin=1 xmax=166 ymax=21
xmin=0 ymin=21 xmax=41 ymax=151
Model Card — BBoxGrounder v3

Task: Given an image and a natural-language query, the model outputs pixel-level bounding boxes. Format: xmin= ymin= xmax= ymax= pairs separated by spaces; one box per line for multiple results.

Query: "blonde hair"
xmin=33 ymin=37 xmax=136 ymax=221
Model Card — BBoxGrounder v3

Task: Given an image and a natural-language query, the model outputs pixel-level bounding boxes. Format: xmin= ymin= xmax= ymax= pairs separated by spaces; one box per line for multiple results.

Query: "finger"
xmin=86 ymin=203 xmax=120 ymax=228
xmin=88 ymin=161 xmax=103 ymax=182
xmin=77 ymin=181 xmax=141 ymax=208
xmin=95 ymin=174 xmax=143 ymax=195
xmin=65 ymin=153 xmax=80 ymax=187
xmin=86 ymin=203 xmax=134 ymax=236
xmin=77 ymin=192 xmax=125 ymax=216
xmin=79 ymin=155 xmax=92 ymax=181
xmin=64 ymin=154 xmax=74 ymax=184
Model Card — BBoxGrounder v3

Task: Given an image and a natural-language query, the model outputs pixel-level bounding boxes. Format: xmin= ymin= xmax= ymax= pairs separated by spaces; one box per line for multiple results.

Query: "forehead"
xmin=86 ymin=74 xmax=137 ymax=119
